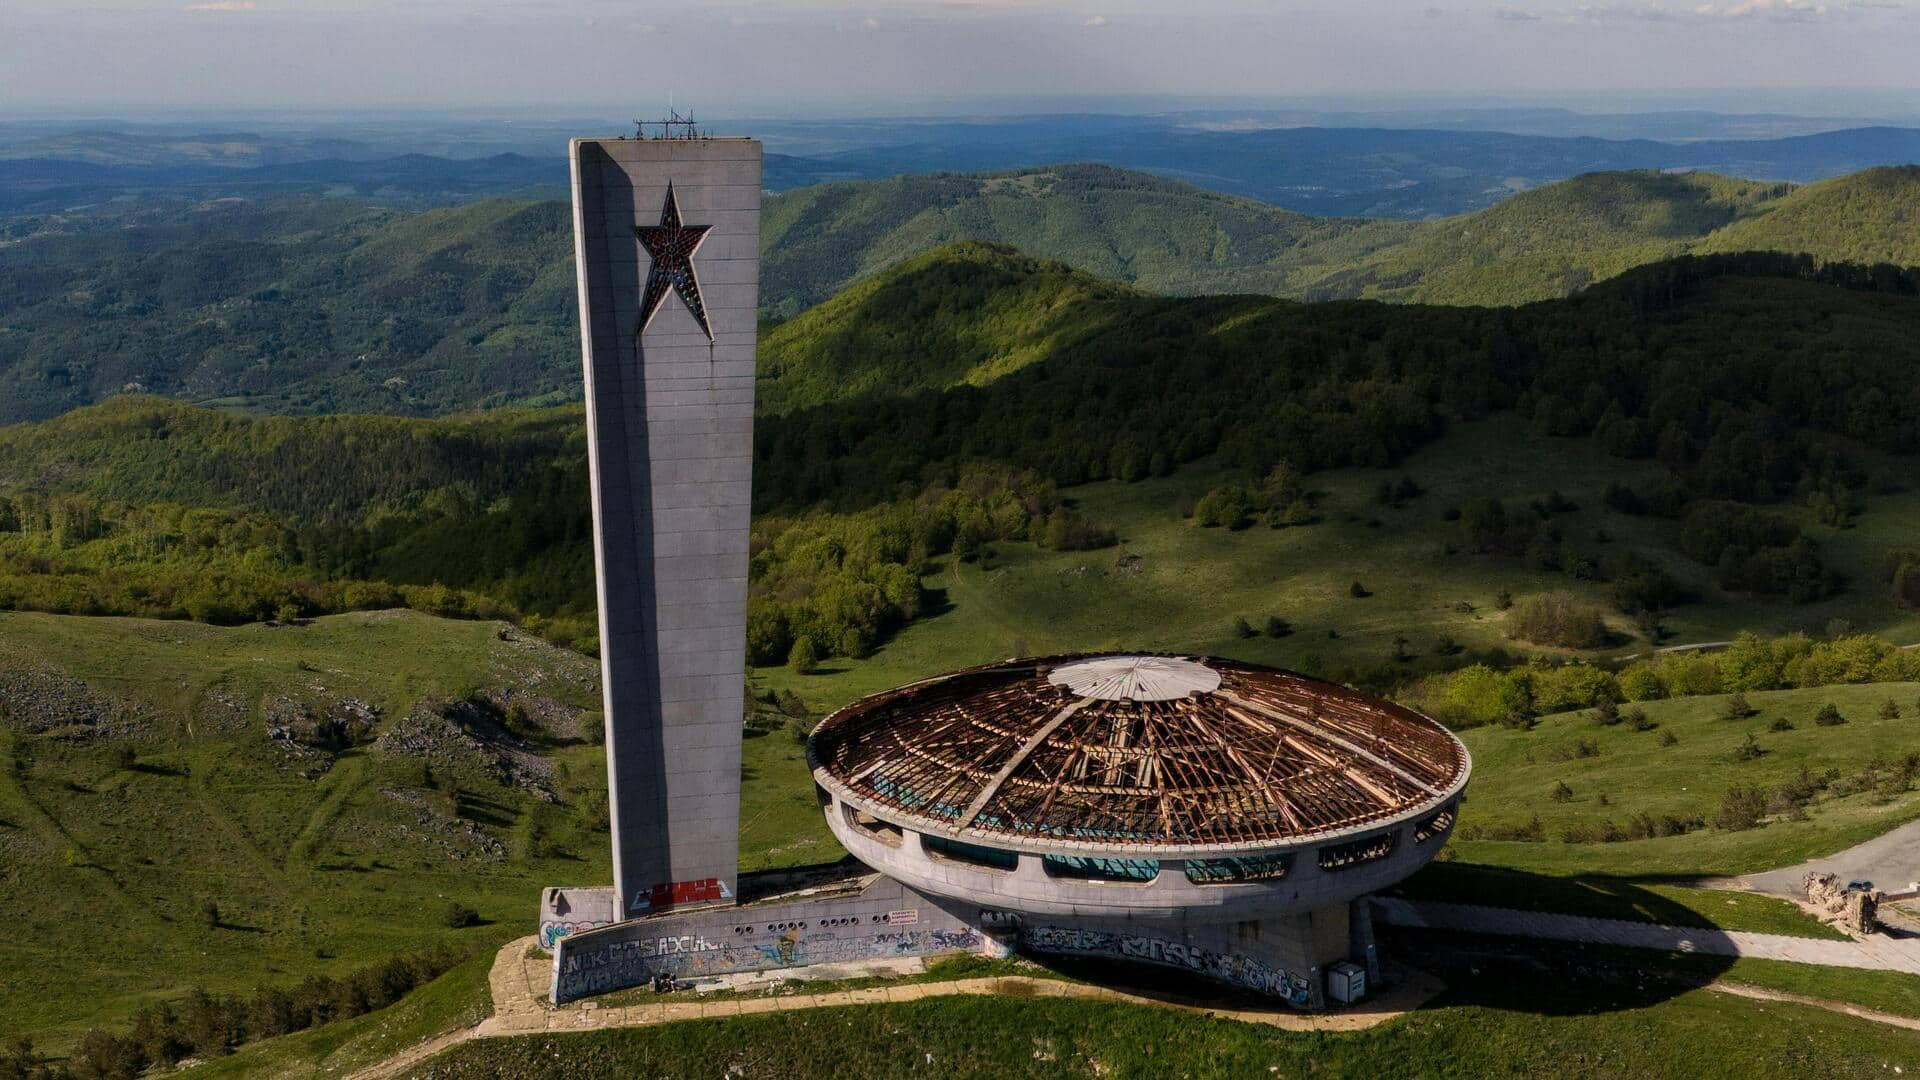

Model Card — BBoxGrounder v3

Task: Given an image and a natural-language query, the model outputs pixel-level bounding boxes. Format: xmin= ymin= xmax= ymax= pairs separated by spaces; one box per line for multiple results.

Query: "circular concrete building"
xmin=809 ymin=654 xmax=1470 ymax=1006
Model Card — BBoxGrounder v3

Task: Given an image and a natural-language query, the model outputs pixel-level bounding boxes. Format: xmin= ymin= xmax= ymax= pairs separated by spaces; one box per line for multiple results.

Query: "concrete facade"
xmin=571 ymin=137 xmax=762 ymax=918
xmin=821 ymin=790 xmax=1461 ymax=922
xmin=552 ymin=873 xmax=988 ymax=1004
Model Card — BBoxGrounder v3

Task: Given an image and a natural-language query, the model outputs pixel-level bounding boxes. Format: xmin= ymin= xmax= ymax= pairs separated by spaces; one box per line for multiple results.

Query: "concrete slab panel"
xmin=575 ymin=136 xmax=762 ymax=917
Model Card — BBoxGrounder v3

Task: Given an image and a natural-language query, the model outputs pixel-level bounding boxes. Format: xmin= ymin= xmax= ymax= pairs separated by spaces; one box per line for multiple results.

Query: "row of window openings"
xmin=730 ymin=914 xmax=887 ymax=936
xmin=854 ymin=802 xmax=1457 ymax=882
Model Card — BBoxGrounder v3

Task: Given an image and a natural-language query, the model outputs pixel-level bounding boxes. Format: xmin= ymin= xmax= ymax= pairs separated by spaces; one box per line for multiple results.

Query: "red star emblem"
xmin=635 ymin=183 xmax=713 ymax=340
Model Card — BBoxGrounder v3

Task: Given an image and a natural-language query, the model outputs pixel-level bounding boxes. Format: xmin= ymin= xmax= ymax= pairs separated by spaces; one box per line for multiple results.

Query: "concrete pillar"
xmin=571 ymin=137 xmax=763 ymax=918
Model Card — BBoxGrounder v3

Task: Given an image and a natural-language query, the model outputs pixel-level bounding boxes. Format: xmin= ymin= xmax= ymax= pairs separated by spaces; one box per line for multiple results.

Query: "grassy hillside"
xmin=4 ymin=165 xmax=1920 ymax=421
xmin=416 ymin=963 xmax=1920 ymax=1079
xmin=0 ymin=609 xmax=836 ymax=1050
xmin=1454 ymin=682 xmax=1920 ymax=876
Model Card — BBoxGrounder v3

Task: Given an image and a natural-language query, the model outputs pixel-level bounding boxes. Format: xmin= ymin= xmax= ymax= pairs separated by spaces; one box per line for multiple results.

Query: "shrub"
xmin=1264 ymin=616 xmax=1292 ymax=639
xmin=1657 ymin=730 xmax=1679 ymax=747
xmin=1532 ymin=662 xmax=1617 ymax=712
xmin=1814 ymin=703 xmax=1847 ymax=727
xmin=1617 ymin=663 xmax=1665 ymax=701
xmin=1349 ymin=581 xmax=1371 ymax=599
xmin=1716 ymin=785 xmax=1768 ymax=831
xmin=1436 ymin=664 xmax=1534 ymax=728
xmin=1193 ymin=484 xmax=1256 ymax=529
xmin=1460 ymin=816 xmax=1545 ymax=842
xmin=1505 ymin=592 xmax=1609 ymax=649
xmin=1548 ymin=738 xmax=1601 ymax=762
xmin=1590 ymin=699 xmax=1621 ymax=726
xmin=442 ymin=902 xmax=480 ymax=929
xmin=1233 ymin=616 xmax=1256 ymax=639
xmin=1768 ymin=716 xmax=1795 ymax=732
xmin=70 ymin=1029 xmax=143 ymax=1080
xmin=1549 ymin=780 xmax=1574 ymax=802
xmin=787 ymin=635 xmax=820 ymax=675
xmin=1720 ymin=694 xmax=1755 ymax=720
xmin=1626 ymin=707 xmax=1657 ymax=732
xmin=1881 ymin=700 xmax=1903 ymax=721
xmin=786 ymin=715 xmax=812 ymax=745
xmin=201 ymin=901 xmax=221 ymax=929
xmin=1731 ymin=733 xmax=1765 ymax=761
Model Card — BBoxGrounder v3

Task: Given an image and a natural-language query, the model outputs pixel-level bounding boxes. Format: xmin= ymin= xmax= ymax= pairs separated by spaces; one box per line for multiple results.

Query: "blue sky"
xmin=6 ymin=0 xmax=1917 ymax=112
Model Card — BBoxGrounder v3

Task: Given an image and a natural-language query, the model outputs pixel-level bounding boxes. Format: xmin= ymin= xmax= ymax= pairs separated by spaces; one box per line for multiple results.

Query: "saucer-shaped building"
xmin=810 ymin=654 xmax=1469 ymax=1006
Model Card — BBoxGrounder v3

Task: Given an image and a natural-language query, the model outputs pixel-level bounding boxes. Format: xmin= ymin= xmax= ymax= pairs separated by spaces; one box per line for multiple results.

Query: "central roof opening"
xmin=1046 ymin=655 xmax=1221 ymax=701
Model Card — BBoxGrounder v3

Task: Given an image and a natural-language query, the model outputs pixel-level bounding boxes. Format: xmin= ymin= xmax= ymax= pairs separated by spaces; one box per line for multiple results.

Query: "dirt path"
xmin=1707 ymin=980 xmax=1920 ymax=1031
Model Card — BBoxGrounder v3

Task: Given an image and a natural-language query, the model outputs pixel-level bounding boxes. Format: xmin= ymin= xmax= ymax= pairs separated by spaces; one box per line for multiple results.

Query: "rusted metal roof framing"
xmin=811 ymin=654 xmax=1469 ymax=849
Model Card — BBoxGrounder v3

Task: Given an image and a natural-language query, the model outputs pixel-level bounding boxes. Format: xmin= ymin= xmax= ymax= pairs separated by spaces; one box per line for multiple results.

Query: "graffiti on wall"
xmin=1020 ymin=925 xmax=1314 ymax=1008
xmin=554 ymin=922 xmax=984 ymax=1002
xmin=540 ymin=918 xmax=613 ymax=949
xmin=630 ymin=877 xmax=733 ymax=914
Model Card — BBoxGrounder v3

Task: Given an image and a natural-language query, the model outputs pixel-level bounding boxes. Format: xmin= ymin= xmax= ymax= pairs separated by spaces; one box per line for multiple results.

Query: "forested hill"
xmin=5 ymin=249 xmax=1920 ymax=659
xmin=757 ymin=165 xmax=1380 ymax=318
xmin=756 ymin=243 xmax=1138 ymax=415
xmin=1700 ymin=166 xmax=1920 ymax=267
xmin=4 ymin=166 xmax=1920 ymax=422
xmin=763 ymin=166 xmax=1920 ymax=311
xmin=0 ymin=198 xmax=579 ymax=423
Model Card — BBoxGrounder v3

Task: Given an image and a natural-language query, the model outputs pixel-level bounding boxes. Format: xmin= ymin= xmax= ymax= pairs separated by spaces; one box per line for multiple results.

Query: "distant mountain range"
xmin=766 ymin=164 xmax=1920 ymax=315
xmin=4 ymin=122 xmax=1919 ymax=218
xmin=2 ymin=163 xmax=1917 ymax=423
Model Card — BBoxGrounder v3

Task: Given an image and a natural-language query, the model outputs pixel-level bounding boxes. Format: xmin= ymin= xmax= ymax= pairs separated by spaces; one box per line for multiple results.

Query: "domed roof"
xmin=809 ymin=654 xmax=1470 ymax=853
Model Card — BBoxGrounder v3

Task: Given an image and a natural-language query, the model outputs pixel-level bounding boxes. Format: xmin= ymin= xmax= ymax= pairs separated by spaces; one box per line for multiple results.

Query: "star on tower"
xmin=635 ymin=183 xmax=713 ymax=340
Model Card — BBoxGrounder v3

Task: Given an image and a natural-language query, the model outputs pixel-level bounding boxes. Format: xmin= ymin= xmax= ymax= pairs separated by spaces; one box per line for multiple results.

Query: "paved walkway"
xmin=1740 ymin=817 xmax=1920 ymax=900
xmin=348 ymin=935 xmax=1442 ymax=1080
xmin=1374 ymin=898 xmax=1920 ymax=973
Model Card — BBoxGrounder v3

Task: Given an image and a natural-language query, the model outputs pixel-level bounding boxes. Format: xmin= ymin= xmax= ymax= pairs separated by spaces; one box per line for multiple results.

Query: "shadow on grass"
xmin=131 ymin=761 xmax=186 ymax=777
xmin=456 ymin=792 xmax=518 ymax=829
xmin=1393 ymin=861 xmax=1763 ymax=931
xmin=1385 ymin=925 xmax=1733 ymax=1017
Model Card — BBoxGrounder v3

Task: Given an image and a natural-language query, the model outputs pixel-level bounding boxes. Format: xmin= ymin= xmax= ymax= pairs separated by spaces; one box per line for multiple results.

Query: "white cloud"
xmin=863 ymin=15 xmax=882 ymax=29
xmin=183 ymin=1 xmax=255 ymax=9
xmin=1492 ymin=5 xmax=1543 ymax=18
xmin=1084 ymin=14 xmax=1109 ymax=27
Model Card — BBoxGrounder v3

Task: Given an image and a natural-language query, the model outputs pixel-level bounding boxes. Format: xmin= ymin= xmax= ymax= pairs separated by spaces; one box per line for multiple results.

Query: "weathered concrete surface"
xmin=1374 ymin=898 xmax=1920 ymax=973
xmin=549 ymin=872 xmax=984 ymax=1004
xmin=571 ymin=137 xmax=762 ymax=919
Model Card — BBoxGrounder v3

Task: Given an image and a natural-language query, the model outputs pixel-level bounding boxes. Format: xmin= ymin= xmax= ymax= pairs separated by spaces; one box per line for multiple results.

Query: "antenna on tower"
xmin=633 ymin=104 xmax=703 ymax=140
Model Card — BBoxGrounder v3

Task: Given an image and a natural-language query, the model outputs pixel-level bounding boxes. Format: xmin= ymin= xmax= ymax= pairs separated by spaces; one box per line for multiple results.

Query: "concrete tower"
xmin=570 ymin=136 xmax=762 ymax=917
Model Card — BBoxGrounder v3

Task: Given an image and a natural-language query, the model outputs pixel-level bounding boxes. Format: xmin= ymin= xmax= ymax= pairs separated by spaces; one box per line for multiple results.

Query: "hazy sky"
xmin=6 ymin=0 xmax=1917 ymax=113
